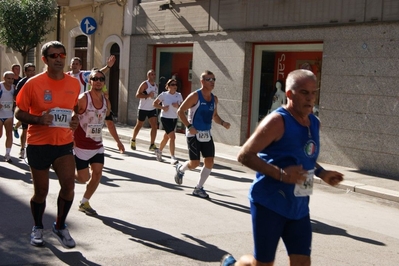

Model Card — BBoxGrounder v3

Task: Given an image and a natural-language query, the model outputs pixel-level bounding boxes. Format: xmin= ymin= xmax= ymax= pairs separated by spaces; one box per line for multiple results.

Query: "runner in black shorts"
xmin=173 ymin=70 xmax=230 ymax=199
xmin=130 ymin=69 xmax=159 ymax=151
xmin=153 ymin=78 xmax=183 ymax=164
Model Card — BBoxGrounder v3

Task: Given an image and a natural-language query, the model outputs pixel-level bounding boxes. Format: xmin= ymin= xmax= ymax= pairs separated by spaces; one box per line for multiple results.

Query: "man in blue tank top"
xmin=221 ymin=69 xmax=344 ymax=266
xmin=173 ymin=70 xmax=230 ymax=198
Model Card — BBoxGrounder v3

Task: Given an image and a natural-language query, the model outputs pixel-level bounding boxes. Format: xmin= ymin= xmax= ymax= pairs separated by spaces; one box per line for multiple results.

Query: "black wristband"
xmin=142 ymin=91 xmax=148 ymax=95
xmin=187 ymin=124 xmax=193 ymax=129
xmin=315 ymin=167 xmax=324 ymax=177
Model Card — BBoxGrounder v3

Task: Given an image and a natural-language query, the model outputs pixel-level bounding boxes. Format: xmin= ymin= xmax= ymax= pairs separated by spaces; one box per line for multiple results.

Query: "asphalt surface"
xmin=104 ymin=123 xmax=399 ymax=203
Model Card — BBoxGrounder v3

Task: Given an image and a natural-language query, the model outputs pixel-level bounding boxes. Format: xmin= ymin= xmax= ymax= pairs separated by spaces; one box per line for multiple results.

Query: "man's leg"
xmin=30 ymin=167 xmax=50 ymax=226
xmin=4 ymin=118 xmax=13 ymax=161
xmin=131 ymin=118 xmax=144 ymax=150
xmin=52 ymin=153 xmax=76 ymax=248
xmin=148 ymin=116 xmax=158 ymax=145
xmin=29 ymin=167 xmax=50 ymax=247
xmin=52 ymin=154 xmax=75 ymax=227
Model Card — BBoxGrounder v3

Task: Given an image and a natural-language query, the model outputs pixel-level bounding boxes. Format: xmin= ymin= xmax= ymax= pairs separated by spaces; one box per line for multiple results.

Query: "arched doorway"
xmin=109 ymin=43 xmax=120 ymax=117
xmin=74 ymin=35 xmax=88 ymax=69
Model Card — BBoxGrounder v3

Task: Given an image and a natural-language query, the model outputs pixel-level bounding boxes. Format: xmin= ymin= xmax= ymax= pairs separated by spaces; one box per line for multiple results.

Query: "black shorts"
xmin=27 ymin=143 xmax=74 ymax=170
xmin=138 ymin=109 xmax=157 ymax=121
xmin=161 ymin=117 xmax=177 ymax=134
xmin=75 ymin=153 xmax=104 ymax=170
xmin=187 ymin=136 xmax=215 ymax=160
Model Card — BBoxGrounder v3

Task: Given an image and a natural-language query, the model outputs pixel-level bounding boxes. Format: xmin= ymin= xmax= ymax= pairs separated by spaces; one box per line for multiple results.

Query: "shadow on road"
xmin=93 ymin=214 xmax=229 ymax=262
xmin=311 ymin=219 xmax=385 ymax=246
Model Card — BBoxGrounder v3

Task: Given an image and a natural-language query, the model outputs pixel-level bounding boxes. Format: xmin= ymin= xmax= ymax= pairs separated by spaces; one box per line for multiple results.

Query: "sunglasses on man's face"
xmin=169 ymin=83 xmax=177 ymax=86
xmin=203 ymin=77 xmax=216 ymax=82
xmin=91 ymin=77 xmax=105 ymax=82
xmin=47 ymin=53 xmax=67 ymax=59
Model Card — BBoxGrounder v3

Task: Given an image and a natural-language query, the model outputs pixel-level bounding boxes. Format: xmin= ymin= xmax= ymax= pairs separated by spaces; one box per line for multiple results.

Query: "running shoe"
xmin=13 ymin=127 xmax=19 ymax=139
xmin=149 ymin=144 xmax=158 ymax=151
xmin=155 ymin=149 xmax=162 ymax=162
xmin=30 ymin=226 xmax=44 ymax=247
xmin=130 ymin=140 xmax=136 ymax=150
xmin=220 ymin=254 xmax=237 ymax=266
xmin=19 ymin=149 xmax=25 ymax=159
xmin=192 ymin=187 xmax=209 ymax=198
xmin=170 ymin=157 xmax=178 ymax=165
xmin=78 ymin=201 xmax=98 ymax=216
xmin=4 ymin=154 xmax=12 ymax=163
xmin=52 ymin=223 xmax=76 ymax=248
xmin=174 ymin=163 xmax=184 ymax=185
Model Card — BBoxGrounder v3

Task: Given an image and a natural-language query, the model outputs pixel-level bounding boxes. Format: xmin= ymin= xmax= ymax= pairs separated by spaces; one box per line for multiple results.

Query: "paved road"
xmin=1 ymin=138 xmax=399 ymax=265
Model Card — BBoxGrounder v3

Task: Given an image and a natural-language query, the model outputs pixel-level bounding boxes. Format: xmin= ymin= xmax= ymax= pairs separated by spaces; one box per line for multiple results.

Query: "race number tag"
xmin=1 ymin=101 xmax=13 ymax=111
xmin=86 ymin=124 xmax=103 ymax=138
xmin=49 ymin=108 xmax=72 ymax=128
xmin=294 ymin=169 xmax=314 ymax=197
xmin=196 ymin=130 xmax=211 ymax=142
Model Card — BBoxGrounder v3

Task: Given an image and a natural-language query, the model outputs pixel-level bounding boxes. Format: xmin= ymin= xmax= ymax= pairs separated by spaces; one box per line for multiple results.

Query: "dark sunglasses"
xmin=47 ymin=53 xmax=66 ymax=59
xmin=91 ymin=77 xmax=105 ymax=82
xmin=169 ymin=83 xmax=177 ymax=86
xmin=203 ymin=77 xmax=216 ymax=82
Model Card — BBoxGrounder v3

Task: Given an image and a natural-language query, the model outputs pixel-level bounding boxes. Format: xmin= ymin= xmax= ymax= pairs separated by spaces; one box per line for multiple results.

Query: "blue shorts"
xmin=251 ymin=202 xmax=312 ymax=263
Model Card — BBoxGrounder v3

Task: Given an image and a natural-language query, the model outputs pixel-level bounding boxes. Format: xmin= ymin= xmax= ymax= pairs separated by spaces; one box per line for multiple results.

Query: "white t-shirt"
xmin=157 ymin=91 xmax=183 ymax=119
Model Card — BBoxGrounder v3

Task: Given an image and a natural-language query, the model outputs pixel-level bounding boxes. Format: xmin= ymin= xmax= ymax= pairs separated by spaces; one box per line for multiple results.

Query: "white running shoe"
xmin=52 ymin=223 xmax=76 ymax=248
xmin=30 ymin=226 xmax=44 ymax=247
xmin=155 ymin=149 xmax=162 ymax=162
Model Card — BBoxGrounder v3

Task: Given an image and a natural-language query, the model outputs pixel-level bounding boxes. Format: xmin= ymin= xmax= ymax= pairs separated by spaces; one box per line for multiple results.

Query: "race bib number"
xmin=1 ymin=101 xmax=13 ymax=111
xmin=86 ymin=124 xmax=103 ymax=138
xmin=196 ymin=130 xmax=211 ymax=142
xmin=294 ymin=169 xmax=314 ymax=197
xmin=49 ymin=108 xmax=72 ymax=128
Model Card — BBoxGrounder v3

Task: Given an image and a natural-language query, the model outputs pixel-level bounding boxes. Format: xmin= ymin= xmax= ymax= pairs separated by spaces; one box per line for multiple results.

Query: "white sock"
xmin=197 ymin=167 xmax=212 ymax=188
xmin=6 ymin=148 xmax=11 ymax=155
xmin=81 ymin=197 xmax=89 ymax=204
xmin=179 ymin=161 xmax=190 ymax=172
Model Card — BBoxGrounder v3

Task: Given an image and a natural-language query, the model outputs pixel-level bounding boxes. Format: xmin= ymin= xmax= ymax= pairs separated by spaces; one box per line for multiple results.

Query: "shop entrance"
xmin=251 ymin=43 xmax=323 ymax=135
xmin=155 ymin=46 xmax=193 ymax=132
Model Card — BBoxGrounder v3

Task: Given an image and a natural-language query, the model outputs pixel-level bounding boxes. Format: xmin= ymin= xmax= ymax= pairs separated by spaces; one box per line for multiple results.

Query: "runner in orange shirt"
xmin=15 ymin=41 xmax=80 ymax=249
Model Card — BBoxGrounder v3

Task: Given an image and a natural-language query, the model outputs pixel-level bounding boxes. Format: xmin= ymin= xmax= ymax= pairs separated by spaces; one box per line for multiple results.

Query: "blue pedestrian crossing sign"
xmin=80 ymin=17 xmax=97 ymax=35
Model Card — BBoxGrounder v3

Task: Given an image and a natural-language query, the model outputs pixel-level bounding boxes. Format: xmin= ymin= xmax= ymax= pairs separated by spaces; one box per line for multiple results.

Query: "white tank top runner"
xmin=138 ymin=80 xmax=158 ymax=111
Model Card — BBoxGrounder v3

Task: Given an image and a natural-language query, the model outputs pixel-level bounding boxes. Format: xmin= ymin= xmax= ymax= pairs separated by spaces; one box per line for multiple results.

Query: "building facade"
xmin=127 ymin=0 xmax=399 ymax=177
xmin=1 ymin=0 xmax=399 ymax=178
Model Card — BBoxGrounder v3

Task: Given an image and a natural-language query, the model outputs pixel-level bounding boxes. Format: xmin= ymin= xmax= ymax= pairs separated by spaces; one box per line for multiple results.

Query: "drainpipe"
xmin=57 ymin=6 xmax=61 ymax=41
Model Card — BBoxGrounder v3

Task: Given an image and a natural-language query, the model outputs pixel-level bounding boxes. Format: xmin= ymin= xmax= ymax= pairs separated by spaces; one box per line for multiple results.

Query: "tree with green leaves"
xmin=0 ymin=0 xmax=57 ymax=63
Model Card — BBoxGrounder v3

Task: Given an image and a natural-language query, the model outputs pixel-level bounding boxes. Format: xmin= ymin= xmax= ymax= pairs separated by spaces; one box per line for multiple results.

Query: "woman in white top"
xmin=153 ymin=78 xmax=183 ymax=164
